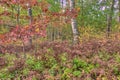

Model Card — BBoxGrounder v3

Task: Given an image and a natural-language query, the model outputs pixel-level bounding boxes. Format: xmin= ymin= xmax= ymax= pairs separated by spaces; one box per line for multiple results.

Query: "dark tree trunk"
xmin=81 ymin=0 xmax=84 ymax=27
xmin=24 ymin=7 xmax=33 ymax=47
xmin=28 ymin=7 xmax=32 ymax=46
xmin=16 ymin=5 xmax=20 ymax=25
xmin=119 ymin=0 xmax=120 ymax=22
xmin=107 ymin=0 xmax=115 ymax=37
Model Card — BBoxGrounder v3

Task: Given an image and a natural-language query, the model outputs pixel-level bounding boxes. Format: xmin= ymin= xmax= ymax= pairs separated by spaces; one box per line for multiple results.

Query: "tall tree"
xmin=107 ymin=0 xmax=115 ymax=37
xmin=26 ymin=3 xmax=32 ymax=46
xmin=119 ymin=0 xmax=120 ymax=22
xmin=69 ymin=0 xmax=79 ymax=44
xmin=16 ymin=4 xmax=20 ymax=25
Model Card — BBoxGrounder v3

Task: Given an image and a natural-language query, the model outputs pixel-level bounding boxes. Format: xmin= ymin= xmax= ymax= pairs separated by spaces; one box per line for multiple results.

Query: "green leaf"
xmin=73 ymin=71 xmax=81 ymax=77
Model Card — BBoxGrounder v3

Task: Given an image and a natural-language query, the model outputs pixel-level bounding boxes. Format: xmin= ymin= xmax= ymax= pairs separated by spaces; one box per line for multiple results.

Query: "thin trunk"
xmin=107 ymin=0 xmax=115 ymax=37
xmin=24 ymin=7 xmax=32 ymax=46
xmin=47 ymin=26 xmax=50 ymax=41
xmin=54 ymin=27 xmax=56 ymax=40
xmin=60 ymin=0 xmax=67 ymax=41
xmin=28 ymin=8 xmax=33 ymax=24
xmin=69 ymin=0 xmax=79 ymax=44
xmin=28 ymin=7 xmax=32 ymax=45
xmin=52 ymin=26 xmax=54 ymax=41
xmin=22 ymin=42 xmax=26 ymax=59
xmin=15 ymin=4 xmax=20 ymax=58
xmin=11 ymin=5 xmax=14 ymax=19
xmin=119 ymin=0 xmax=120 ymax=22
xmin=81 ymin=0 xmax=84 ymax=26
xmin=50 ymin=23 xmax=54 ymax=41
xmin=16 ymin=5 xmax=20 ymax=25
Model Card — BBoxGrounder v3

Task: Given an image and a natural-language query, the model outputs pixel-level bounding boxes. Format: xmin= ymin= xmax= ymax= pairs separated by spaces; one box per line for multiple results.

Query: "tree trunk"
xmin=28 ymin=7 xmax=32 ymax=46
xmin=119 ymin=0 xmax=120 ymax=22
xmin=16 ymin=4 xmax=20 ymax=25
xmin=24 ymin=7 xmax=32 ymax=46
xmin=107 ymin=0 xmax=115 ymax=37
xmin=15 ymin=4 xmax=20 ymax=58
xmin=81 ymin=0 xmax=84 ymax=27
xmin=69 ymin=0 xmax=79 ymax=44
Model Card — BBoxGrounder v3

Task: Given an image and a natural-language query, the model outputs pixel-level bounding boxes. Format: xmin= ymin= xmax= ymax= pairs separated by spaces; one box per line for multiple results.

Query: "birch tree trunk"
xmin=69 ymin=0 xmax=79 ymax=44
xmin=107 ymin=0 xmax=115 ymax=37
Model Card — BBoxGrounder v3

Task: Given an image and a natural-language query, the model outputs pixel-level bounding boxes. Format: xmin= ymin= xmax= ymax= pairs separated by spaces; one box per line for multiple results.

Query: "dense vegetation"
xmin=0 ymin=0 xmax=120 ymax=80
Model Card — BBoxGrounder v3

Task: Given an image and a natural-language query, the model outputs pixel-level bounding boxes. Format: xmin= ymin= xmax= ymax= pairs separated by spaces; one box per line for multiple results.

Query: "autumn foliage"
xmin=0 ymin=0 xmax=79 ymax=45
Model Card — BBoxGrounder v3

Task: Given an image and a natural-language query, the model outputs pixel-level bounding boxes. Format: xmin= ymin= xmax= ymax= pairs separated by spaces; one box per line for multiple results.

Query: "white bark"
xmin=69 ymin=0 xmax=79 ymax=44
xmin=71 ymin=18 xmax=78 ymax=43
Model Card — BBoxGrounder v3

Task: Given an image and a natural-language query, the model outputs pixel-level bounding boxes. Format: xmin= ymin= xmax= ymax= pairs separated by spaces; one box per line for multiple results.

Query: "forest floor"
xmin=0 ymin=34 xmax=120 ymax=80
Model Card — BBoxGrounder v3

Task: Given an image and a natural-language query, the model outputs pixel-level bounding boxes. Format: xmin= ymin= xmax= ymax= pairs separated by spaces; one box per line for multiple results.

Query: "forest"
xmin=0 ymin=0 xmax=120 ymax=80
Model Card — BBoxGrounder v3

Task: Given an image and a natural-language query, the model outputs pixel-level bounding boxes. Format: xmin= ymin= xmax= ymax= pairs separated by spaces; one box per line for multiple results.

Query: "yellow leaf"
xmin=77 ymin=7 xmax=80 ymax=12
xmin=35 ymin=28 xmax=39 ymax=32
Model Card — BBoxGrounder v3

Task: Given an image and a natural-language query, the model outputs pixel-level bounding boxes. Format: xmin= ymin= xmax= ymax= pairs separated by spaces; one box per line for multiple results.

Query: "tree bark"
xmin=16 ymin=4 xmax=20 ymax=25
xmin=118 ymin=0 xmax=120 ymax=22
xmin=27 ymin=7 xmax=32 ymax=46
xmin=24 ymin=7 xmax=32 ymax=47
xmin=107 ymin=0 xmax=115 ymax=37
xmin=81 ymin=0 xmax=84 ymax=27
xmin=69 ymin=0 xmax=79 ymax=44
